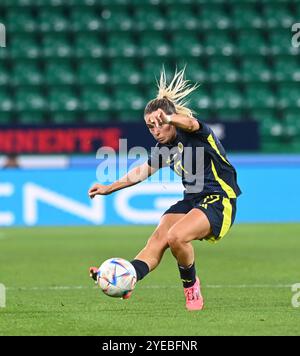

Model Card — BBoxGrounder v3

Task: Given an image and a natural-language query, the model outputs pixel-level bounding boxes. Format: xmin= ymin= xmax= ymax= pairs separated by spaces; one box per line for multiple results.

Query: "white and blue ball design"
xmin=97 ymin=258 xmax=137 ymax=298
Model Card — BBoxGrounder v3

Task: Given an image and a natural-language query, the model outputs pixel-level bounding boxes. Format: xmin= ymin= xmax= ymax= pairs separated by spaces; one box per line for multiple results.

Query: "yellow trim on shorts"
xmin=206 ymin=197 xmax=233 ymax=243
xmin=211 ymin=160 xmax=237 ymax=199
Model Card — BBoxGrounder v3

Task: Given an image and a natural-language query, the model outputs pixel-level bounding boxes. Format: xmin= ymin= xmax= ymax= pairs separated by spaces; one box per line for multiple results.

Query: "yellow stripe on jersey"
xmin=207 ymin=134 xmax=231 ymax=166
xmin=211 ymin=160 xmax=237 ymax=198
xmin=219 ymin=197 xmax=233 ymax=238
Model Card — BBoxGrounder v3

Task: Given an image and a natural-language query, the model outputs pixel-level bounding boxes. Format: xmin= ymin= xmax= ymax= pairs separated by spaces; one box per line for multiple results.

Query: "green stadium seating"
xmin=45 ymin=60 xmax=76 ymax=85
xmin=237 ymin=30 xmax=268 ymax=55
xmin=198 ymin=4 xmax=230 ymax=30
xmin=110 ymin=59 xmax=142 ymax=85
xmin=42 ymin=34 xmax=73 ymax=58
xmin=18 ymin=112 xmax=47 ymax=125
xmin=245 ymin=83 xmax=276 ymax=109
xmin=6 ymin=8 xmax=36 ymax=32
xmin=102 ymin=6 xmax=134 ymax=31
xmin=77 ymin=59 xmax=109 ymax=85
xmin=0 ymin=63 xmax=10 ymax=85
xmin=172 ymin=32 xmax=203 ymax=57
xmin=209 ymin=57 xmax=239 ymax=83
xmin=273 ymin=56 xmax=300 ymax=81
xmin=107 ymin=33 xmax=138 ymax=57
xmin=167 ymin=6 xmax=198 ymax=30
xmin=134 ymin=6 xmax=166 ymax=31
xmin=74 ymin=33 xmax=105 ymax=58
xmin=10 ymin=34 xmax=40 ymax=58
xmin=114 ymin=86 xmax=146 ymax=112
xmin=48 ymin=88 xmax=80 ymax=112
xmin=277 ymin=83 xmax=300 ymax=108
xmin=15 ymin=88 xmax=46 ymax=111
xmin=12 ymin=60 xmax=43 ymax=86
xmin=241 ymin=57 xmax=272 ymax=83
xmin=263 ymin=3 xmax=294 ymax=28
xmin=0 ymin=0 xmax=299 ymax=152
xmin=230 ymin=3 xmax=263 ymax=29
xmin=81 ymin=86 xmax=111 ymax=111
xmin=71 ymin=7 xmax=104 ymax=32
xmin=269 ymin=30 xmax=299 ymax=55
xmin=212 ymin=83 xmax=244 ymax=109
xmin=139 ymin=32 xmax=171 ymax=57
xmin=0 ymin=90 xmax=13 ymax=113
xmin=204 ymin=30 xmax=235 ymax=56
xmin=37 ymin=8 xmax=69 ymax=32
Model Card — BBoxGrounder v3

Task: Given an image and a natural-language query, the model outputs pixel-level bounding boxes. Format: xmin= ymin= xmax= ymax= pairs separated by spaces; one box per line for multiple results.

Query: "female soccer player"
xmin=89 ymin=68 xmax=241 ymax=311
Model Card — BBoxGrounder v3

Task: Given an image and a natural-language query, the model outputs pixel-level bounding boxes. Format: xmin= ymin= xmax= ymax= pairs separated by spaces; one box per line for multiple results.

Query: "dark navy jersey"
xmin=147 ymin=119 xmax=242 ymax=200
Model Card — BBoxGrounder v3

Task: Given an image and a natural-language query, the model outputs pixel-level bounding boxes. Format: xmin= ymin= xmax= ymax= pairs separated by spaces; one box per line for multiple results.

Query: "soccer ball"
xmin=97 ymin=258 xmax=137 ymax=298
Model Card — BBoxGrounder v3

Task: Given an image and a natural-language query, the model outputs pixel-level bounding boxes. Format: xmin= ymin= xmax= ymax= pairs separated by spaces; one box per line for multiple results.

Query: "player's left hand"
xmin=149 ymin=109 xmax=171 ymax=127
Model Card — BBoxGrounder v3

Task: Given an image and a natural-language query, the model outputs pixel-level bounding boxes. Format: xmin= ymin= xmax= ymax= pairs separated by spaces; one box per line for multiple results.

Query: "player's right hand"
xmin=88 ymin=184 xmax=111 ymax=199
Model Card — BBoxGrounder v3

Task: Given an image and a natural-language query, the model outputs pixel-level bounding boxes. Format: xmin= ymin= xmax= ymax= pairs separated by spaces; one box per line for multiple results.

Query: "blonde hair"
xmin=155 ymin=66 xmax=199 ymax=117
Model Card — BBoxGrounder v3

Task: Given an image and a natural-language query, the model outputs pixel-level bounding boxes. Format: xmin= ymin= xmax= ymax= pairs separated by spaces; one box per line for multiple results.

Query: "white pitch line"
xmin=6 ymin=284 xmax=294 ymax=291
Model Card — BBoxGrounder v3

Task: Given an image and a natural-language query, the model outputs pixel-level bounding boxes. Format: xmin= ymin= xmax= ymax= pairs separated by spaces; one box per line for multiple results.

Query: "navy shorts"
xmin=163 ymin=194 xmax=237 ymax=243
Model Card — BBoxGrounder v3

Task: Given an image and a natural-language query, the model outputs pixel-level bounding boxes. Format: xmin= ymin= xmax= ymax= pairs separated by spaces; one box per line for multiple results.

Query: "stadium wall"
xmin=1 ymin=155 xmax=299 ymax=226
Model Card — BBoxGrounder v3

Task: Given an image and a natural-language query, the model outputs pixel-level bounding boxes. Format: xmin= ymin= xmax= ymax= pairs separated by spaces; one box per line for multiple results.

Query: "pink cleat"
xmin=184 ymin=277 xmax=204 ymax=311
xmin=89 ymin=267 xmax=99 ymax=284
xmin=122 ymin=291 xmax=132 ymax=300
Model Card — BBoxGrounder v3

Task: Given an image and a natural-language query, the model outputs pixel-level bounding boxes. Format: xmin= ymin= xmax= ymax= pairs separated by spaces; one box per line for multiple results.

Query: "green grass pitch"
xmin=0 ymin=224 xmax=299 ymax=336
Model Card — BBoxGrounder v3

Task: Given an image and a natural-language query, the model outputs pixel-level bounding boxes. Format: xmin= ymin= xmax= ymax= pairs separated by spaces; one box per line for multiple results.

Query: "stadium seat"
xmin=262 ymin=3 xmax=294 ymax=28
xmin=110 ymin=59 xmax=142 ymax=85
xmin=212 ymin=84 xmax=244 ymax=110
xmin=0 ymin=63 xmax=10 ymax=85
xmin=251 ymin=108 xmax=277 ymax=123
xmin=277 ymin=83 xmax=300 ymax=108
xmin=230 ymin=3 xmax=263 ymax=29
xmin=273 ymin=56 xmax=300 ymax=82
xmin=166 ymin=5 xmax=198 ymax=30
xmin=81 ymin=86 xmax=112 ymax=111
xmin=240 ymin=57 xmax=272 ymax=83
xmin=237 ymin=30 xmax=268 ymax=55
xmin=102 ymin=6 xmax=134 ymax=31
xmin=172 ymin=31 xmax=203 ymax=57
xmin=6 ymin=8 xmax=36 ymax=32
xmin=18 ymin=112 xmax=47 ymax=125
xmin=134 ymin=6 xmax=166 ymax=31
xmin=42 ymin=34 xmax=73 ymax=58
xmin=48 ymin=88 xmax=80 ymax=112
xmin=10 ymin=34 xmax=40 ymax=58
xmin=77 ymin=59 xmax=109 ymax=85
xmin=107 ymin=33 xmax=138 ymax=57
xmin=142 ymin=58 xmax=173 ymax=84
xmin=15 ymin=88 xmax=46 ymax=112
xmin=189 ymin=86 xmax=212 ymax=111
xmin=51 ymin=112 xmax=80 ymax=125
xmin=37 ymin=8 xmax=69 ymax=32
xmin=208 ymin=57 xmax=239 ymax=83
xmin=269 ymin=30 xmax=299 ymax=55
xmin=177 ymin=58 xmax=208 ymax=83
xmin=44 ymin=60 xmax=76 ymax=86
xmin=204 ymin=30 xmax=235 ymax=56
xmin=0 ymin=89 xmax=13 ymax=113
xmin=12 ymin=60 xmax=43 ymax=86
xmin=215 ymin=108 xmax=243 ymax=121
xmin=70 ymin=7 xmax=104 ymax=32
xmin=245 ymin=83 xmax=276 ymax=109
xmin=198 ymin=4 xmax=230 ymax=30
xmin=114 ymin=86 xmax=146 ymax=112
xmin=139 ymin=32 xmax=171 ymax=57
xmin=0 ymin=112 xmax=12 ymax=125
xmin=74 ymin=33 xmax=105 ymax=58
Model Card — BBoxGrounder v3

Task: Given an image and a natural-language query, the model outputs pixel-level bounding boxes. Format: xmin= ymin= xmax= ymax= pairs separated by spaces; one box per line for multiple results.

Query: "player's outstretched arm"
xmin=88 ymin=161 xmax=157 ymax=199
xmin=149 ymin=108 xmax=200 ymax=133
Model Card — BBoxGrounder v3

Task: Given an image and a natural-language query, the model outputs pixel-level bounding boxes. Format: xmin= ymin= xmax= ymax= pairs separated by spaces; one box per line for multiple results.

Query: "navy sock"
xmin=131 ymin=259 xmax=150 ymax=281
xmin=178 ymin=263 xmax=196 ymax=288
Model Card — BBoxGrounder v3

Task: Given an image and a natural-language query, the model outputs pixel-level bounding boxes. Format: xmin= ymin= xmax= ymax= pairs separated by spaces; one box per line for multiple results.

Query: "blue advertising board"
xmin=0 ymin=157 xmax=299 ymax=226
